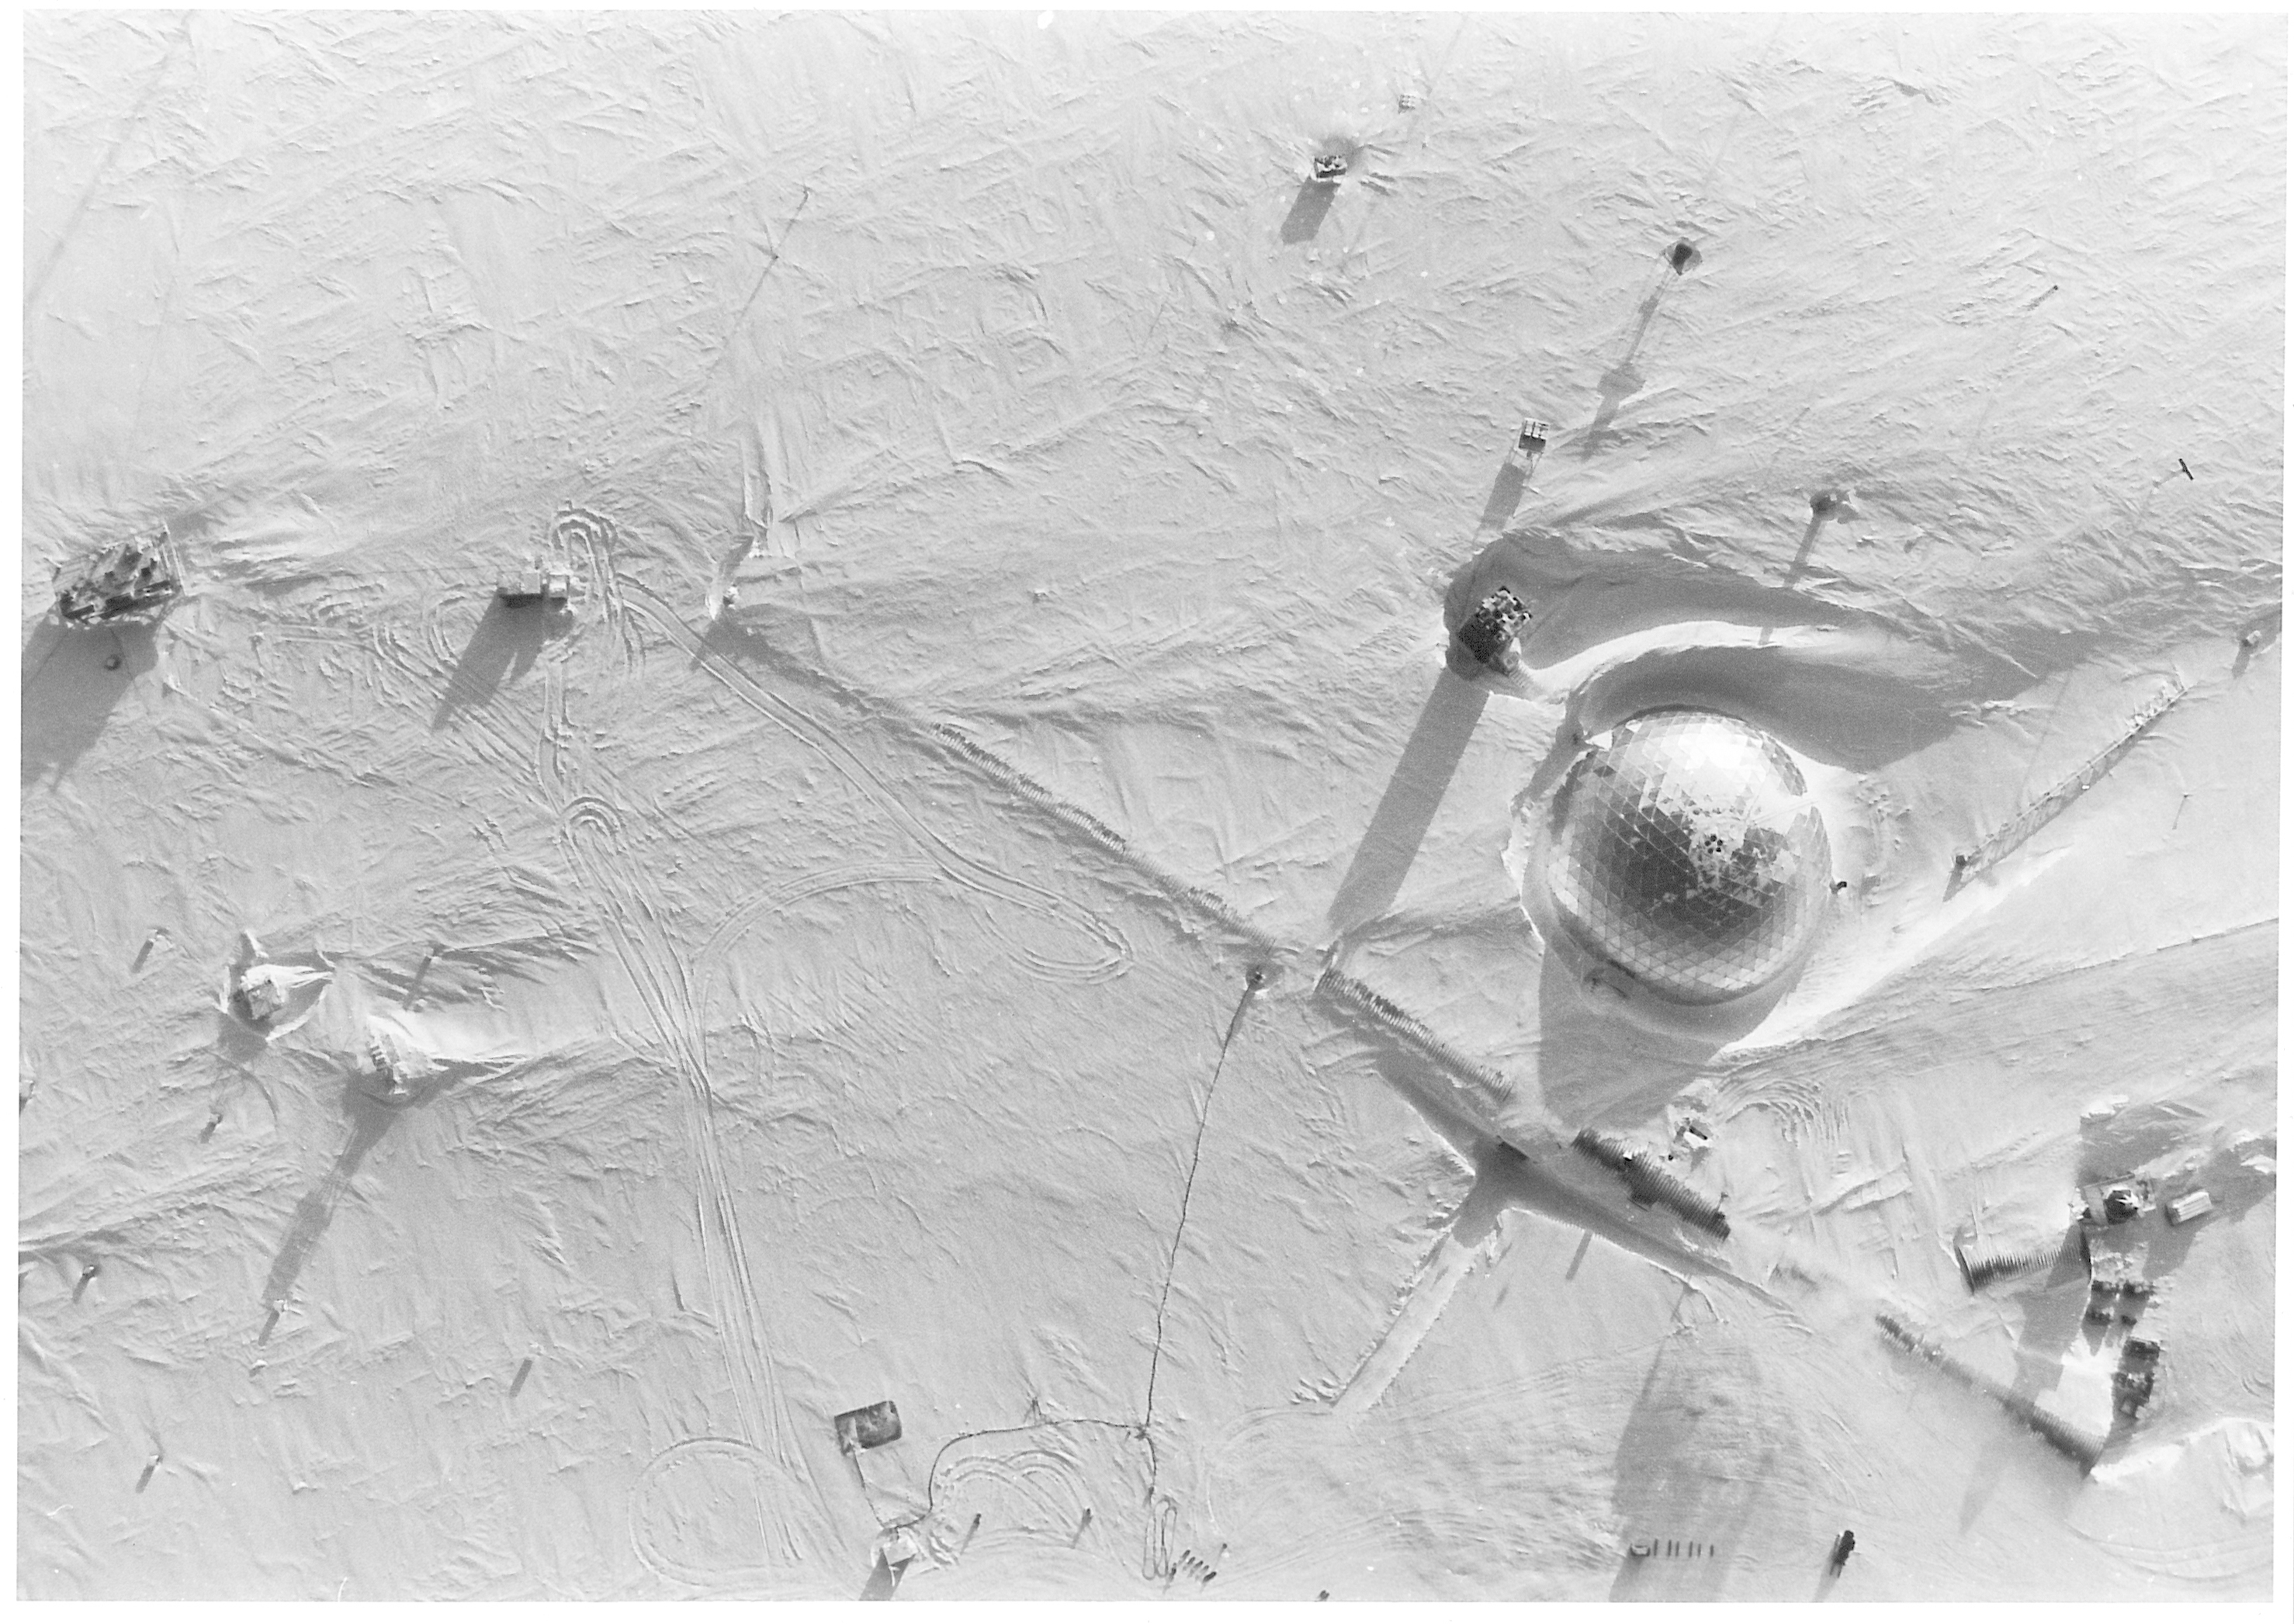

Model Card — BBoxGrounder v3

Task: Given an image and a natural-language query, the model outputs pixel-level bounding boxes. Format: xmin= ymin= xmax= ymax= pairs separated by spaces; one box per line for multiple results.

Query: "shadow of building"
xmin=431 ymin=600 xmax=560 ymax=730
xmin=1606 ymin=1327 xmax=1811 ymax=1600
xmin=20 ymin=619 xmax=158 ymax=787
xmin=1325 ymin=671 xmax=1490 ymax=938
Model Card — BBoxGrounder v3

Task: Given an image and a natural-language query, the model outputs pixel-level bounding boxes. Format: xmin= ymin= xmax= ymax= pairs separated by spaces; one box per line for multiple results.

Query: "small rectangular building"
xmin=833 ymin=1399 xmax=903 ymax=1452
xmin=497 ymin=566 xmax=572 ymax=608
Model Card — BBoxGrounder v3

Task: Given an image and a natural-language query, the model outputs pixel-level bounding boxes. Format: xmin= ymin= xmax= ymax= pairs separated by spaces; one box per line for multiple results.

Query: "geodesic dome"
xmin=1540 ymin=708 xmax=1830 ymax=1005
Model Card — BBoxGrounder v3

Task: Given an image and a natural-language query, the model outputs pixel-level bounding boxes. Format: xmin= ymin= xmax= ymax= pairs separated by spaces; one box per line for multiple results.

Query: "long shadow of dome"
xmin=1520 ymin=705 xmax=1838 ymax=1129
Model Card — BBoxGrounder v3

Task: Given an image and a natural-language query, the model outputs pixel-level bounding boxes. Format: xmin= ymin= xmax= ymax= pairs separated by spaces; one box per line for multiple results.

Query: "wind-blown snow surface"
xmin=18 ymin=11 xmax=2282 ymax=1601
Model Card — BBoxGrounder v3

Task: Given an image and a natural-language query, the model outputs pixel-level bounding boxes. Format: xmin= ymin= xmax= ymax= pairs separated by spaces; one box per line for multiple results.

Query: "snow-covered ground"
xmin=17 ymin=11 xmax=2281 ymax=1601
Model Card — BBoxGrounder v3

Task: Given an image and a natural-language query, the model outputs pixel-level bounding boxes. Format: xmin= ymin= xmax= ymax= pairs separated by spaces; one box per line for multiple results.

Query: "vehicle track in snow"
xmin=623 ymin=527 xmax=1278 ymax=968
xmin=616 ymin=572 xmax=1812 ymax=1468
xmin=552 ymin=506 xmax=643 ymax=673
xmin=689 ymin=861 xmax=946 ymax=1036
xmin=875 ymin=1415 xmax=1158 ymax=1577
xmin=397 ymin=554 xmax=1863 ymax=1569
xmin=923 ymin=719 xmax=1282 ymax=957
xmin=551 ymin=770 xmax=813 ymax=1511
xmin=622 ymin=584 xmax=1135 ymax=986
xmin=629 ymin=1435 xmax=816 ymax=1589
xmin=395 ymin=587 xmax=567 ymax=797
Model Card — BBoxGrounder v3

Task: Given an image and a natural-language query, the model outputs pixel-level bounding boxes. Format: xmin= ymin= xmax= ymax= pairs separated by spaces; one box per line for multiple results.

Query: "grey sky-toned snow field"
xmin=16 ymin=9 xmax=2284 ymax=1602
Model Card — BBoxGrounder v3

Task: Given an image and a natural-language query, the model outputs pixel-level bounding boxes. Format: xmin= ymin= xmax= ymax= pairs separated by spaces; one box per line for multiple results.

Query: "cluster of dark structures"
xmin=1874 ymin=1309 xmax=2108 ymax=1470
xmin=1456 ymin=585 xmax=1532 ymax=671
xmin=2071 ymin=1172 xmax=2212 ymax=1429
xmin=1880 ymin=1158 xmax=2219 ymax=1475
xmin=50 ymin=529 xmax=578 ymax=631
xmin=1625 ymin=1536 xmax=1718 ymax=1560
xmin=52 ymin=533 xmax=184 ymax=625
xmin=1571 ymin=1127 xmax=1730 ymax=1237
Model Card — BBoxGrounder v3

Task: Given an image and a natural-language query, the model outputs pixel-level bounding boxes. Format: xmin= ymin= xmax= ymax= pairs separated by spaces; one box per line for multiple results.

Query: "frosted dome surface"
xmin=1541 ymin=708 xmax=1830 ymax=1005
